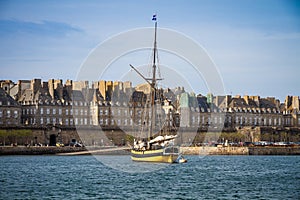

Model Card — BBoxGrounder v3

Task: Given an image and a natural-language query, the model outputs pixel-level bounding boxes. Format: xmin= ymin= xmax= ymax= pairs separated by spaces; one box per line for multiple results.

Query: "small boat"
xmin=176 ymin=155 xmax=188 ymax=163
xmin=130 ymin=15 xmax=185 ymax=163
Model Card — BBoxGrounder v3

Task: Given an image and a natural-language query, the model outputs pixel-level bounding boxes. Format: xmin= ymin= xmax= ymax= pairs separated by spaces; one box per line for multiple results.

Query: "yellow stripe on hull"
xmin=131 ymin=155 xmax=178 ymax=163
xmin=131 ymin=149 xmax=178 ymax=163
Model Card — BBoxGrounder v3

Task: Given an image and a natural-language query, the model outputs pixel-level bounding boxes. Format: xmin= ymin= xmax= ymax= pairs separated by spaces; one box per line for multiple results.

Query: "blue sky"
xmin=0 ymin=0 xmax=299 ymax=101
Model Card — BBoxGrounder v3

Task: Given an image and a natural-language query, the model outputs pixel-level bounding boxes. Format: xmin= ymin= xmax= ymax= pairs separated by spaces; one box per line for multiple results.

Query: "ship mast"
xmin=149 ymin=15 xmax=158 ymax=140
xmin=129 ymin=14 xmax=159 ymax=141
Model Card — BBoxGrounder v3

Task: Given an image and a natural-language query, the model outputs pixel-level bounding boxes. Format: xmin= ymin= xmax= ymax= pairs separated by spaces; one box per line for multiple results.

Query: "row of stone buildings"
xmin=0 ymin=79 xmax=299 ymax=132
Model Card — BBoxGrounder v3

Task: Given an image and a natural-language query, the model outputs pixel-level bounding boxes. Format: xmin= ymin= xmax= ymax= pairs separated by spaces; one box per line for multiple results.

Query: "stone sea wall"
xmin=1 ymin=146 xmax=300 ymax=156
xmin=0 ymin=146 xmax=86 ymax=155
xmin=181 ymin=146 xmax=300 ymax=155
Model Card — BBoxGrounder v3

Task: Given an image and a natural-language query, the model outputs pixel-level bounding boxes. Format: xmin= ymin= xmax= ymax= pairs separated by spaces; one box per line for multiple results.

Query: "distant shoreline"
xmin=1 ymin=146 xmax=300 ymax=156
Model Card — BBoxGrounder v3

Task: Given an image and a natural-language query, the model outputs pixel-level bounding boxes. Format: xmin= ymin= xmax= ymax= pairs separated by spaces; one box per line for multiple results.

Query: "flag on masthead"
xmin=152 ymin=14 xmax=157 ymax=21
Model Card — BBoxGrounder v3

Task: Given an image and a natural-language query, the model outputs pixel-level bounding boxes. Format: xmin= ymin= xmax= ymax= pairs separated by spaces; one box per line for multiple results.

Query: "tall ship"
xmin=130 ymin=15 xmax=186 ymax=163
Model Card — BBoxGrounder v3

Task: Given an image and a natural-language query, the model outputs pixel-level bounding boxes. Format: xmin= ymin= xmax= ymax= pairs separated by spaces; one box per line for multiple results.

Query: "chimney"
xmin=225 ymin=95 xmax=231 ymax=107
xmin=285 ymin=96 xmax=292 ymax=109
xmin=292 ymin=96 xmax=299 ymax=109
xmin=48 ymin=79 xmax=55 ymax=99
xmin=65 ymin=79 xmax=73 ymax=99
xmin=32 ymin=79 xmax=41 ymax=98
xmin=53 ymin=80 xmax=63 ymax=100
xmin=243 ymin=95 xmax=249 ymax=105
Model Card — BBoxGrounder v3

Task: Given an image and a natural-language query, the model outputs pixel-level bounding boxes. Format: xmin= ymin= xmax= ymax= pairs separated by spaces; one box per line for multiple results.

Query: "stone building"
xmin=282 ymin=96 xmax=300 ymax=127
xmin=1 ymin=78 xmax=299 ymax=132
xmin=0 ymin=88 xmax=21 ymax=126
xmin=178 ymin=93 xmax=290 ymax=130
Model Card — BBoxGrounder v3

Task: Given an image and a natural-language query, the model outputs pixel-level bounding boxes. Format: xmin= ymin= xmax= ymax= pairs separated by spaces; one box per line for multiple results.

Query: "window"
xmin=40 ymin=108 xmax=44 ymax=115
xmin=70 ymin=118 xmax=73 ymax=125
xmin=53 ymin=109 xmax=56 ymax=115
xmin=59 ymin=109 xmax=62 ymax=115
xmin=47 ymin=118 xmax=50 ymax=124
xmin=41 ymin=118 xmax=44 ymax=124
xmin=84 ymin=118 xmax=87 ymax=125
xmin=47 ymin=108 xmax=50 ymax=115
xmin=66 ymin=109 xmax=69 ymax=115
xmin=65 ymin=119 xmax=69 ymax=125
xmin=14 ymin=110 xmax=18 ymax=118
xmin=0 ymin=110 xmax=2 ymax=117
xmin=7 ymin=110 xmax=11 ymax=117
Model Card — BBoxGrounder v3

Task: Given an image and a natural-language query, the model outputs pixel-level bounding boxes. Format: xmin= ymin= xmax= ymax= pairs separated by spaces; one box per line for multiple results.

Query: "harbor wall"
xmin=181 ymin=146 xmax=300 ymax=155
xmin=181 ymin=146 xmax=249 ymax=155
xmin=0 ymin=146 xmax=86 ymax=155
xmin=248 ymin=146 xmax=300 ymax=155
xmin=1 ymin=146 xmax=300 ymax=155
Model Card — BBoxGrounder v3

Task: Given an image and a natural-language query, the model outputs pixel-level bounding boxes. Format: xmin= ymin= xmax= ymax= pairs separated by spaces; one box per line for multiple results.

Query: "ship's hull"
xmin=131 ymin=146 xmax=179 ymax=163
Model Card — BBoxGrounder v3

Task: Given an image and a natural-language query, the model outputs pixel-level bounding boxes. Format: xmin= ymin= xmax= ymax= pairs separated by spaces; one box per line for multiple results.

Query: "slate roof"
xmin=0 ymin=88 xmax=20 ymax=106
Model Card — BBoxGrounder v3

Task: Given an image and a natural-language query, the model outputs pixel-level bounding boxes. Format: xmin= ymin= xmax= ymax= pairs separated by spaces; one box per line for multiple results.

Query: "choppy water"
xmin=0 ymin=155 xmax=299 ymax=199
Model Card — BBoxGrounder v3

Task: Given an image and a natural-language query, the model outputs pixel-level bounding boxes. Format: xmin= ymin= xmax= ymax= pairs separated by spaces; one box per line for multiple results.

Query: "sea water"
xmin=0 ymin=155 xmax=299 ymax=199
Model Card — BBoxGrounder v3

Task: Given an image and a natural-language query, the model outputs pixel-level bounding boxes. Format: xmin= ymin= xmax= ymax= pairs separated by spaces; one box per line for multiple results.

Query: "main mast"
xmin=129 ymin=14 xmax=159 ymax=141
xmin=149 ymin=14 xmax=158 ymax=140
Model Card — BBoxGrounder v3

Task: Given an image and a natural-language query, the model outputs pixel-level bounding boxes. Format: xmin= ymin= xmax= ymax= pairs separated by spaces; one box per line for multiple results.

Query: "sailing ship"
xmin=130 ymin=15 xmax=187 ymax=163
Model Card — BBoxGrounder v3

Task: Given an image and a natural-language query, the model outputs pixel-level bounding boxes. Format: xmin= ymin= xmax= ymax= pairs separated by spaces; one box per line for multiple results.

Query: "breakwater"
xmin=181 ymin=146 xmax=300 ymax=155
xmin=1 ymin=146 xmax=300 ymax=155
xmin=0 ymin=146 xmax=86 ymax=155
